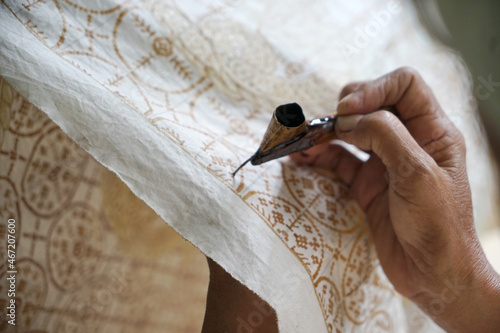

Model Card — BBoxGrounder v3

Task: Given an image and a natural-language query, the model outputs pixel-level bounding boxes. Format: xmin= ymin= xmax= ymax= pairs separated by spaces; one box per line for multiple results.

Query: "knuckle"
xmin=433 ymin=120 xmax=467 ymax=160
xmin=412 ymin=157 xmax=438 ymax=179
xmin=363 ymin=110 xmax=399 ymax=130
xmin=359 ymin=111 xmax=402 ymax=154
xmin=339 ymin=82 xmax=362 ymax=98
xmin=394 ymin=66 xmax=419 ymax=79
xmin=355 ymin=82 xmax=371 ymax=92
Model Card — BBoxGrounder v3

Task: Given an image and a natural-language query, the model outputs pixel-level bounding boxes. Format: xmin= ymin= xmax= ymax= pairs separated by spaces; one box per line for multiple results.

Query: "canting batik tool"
xmin=232 ymin=103 xmax=338 ymax=176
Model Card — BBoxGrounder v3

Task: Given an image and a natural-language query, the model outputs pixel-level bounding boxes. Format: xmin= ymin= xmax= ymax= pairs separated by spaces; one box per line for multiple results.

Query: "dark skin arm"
xmin=202 ymin=258 xmax=278 ymax=333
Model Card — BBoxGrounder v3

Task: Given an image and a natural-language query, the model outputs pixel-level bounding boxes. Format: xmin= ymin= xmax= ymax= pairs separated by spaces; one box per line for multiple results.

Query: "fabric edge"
xmin=0 ymin=8 xmax=328 ymax=333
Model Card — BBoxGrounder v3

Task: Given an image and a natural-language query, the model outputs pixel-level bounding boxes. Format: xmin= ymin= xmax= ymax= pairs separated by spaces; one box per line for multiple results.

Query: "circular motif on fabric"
xmin=283 ymin=164 xmax=363 ymax=233
xmin=62 ymin=0 xmax=128 ymax=14
xmin=113 ymin=7 xmax=204 ymax=96
xmin=9 ymin=99 xmax=50 ymax=137
xmin=153 ymin=37 xmax=173 ymax=57
xmin=47 ymin=204 xmax=103 ymax=291
xmin=342 ymin=229 xmax=378 ymax=324
xmin=2 ymin=81 xmax=49 ymax=137
xmin=317 ymin=178 xmax=338 ymax=197
xmin=244 ymin=192 xmax=325 ymax=279
xmin=52 ymin=276 xmax=111 ymax=333
xmin=315 ymin=277 xmax=341 ymax=329
xmin=21 ymin=126 xmax=88 ymax=217
xmin=360 ymin=311 xmax=393 ymax=332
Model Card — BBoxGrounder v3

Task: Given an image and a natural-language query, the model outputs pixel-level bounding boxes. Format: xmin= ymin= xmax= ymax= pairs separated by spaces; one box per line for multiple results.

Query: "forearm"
xmin=413 ymin=249 xmax=500 ymax=332
xmin=445 ymin=263 xmax=500 ymax=332
xmin=202 ymin=258 xmax=278 ymax=333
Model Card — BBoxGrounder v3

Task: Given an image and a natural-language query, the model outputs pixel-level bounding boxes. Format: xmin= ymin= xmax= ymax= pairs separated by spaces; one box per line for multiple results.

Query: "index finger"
xmin=337 ymin=67 xmax=441 ymax=121
xmin=337 ymin=67 xmax=464 ymax=157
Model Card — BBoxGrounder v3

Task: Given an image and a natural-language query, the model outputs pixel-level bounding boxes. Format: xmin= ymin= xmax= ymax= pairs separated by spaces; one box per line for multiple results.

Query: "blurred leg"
xmin=202 ymin=258 xmax=279 ymax=333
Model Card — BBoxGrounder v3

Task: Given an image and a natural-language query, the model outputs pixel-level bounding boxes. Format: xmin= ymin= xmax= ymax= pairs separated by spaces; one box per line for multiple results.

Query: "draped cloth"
xmin=0 ymin=77 xmax=210 ymax=332
xmin=1 ymin=0 xmax=497 ymax=332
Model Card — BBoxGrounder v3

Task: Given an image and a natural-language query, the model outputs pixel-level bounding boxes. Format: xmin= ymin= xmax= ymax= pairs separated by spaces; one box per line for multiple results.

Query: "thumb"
xmin=335 ymin=111 xmax=438 ymax=187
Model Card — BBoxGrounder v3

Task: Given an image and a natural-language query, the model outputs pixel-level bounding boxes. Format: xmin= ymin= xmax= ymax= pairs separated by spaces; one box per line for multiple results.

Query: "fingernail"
xmin=336 ymin=115 xmax=362 ymax=132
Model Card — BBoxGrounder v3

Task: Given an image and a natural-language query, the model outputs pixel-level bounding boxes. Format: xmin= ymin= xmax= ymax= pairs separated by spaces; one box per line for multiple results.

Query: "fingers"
xmin=350 ymin=155 xmax=388 ymax=210
xmin=335 ymin=110 xmax=437 ymax=191
xmin=337 ymin=67 xmax=442 ymax=121
xmin=336 ymin=67 xmax=465 ymax=166
xmin=290 ymin=143 xmax=363 ymax=185
xmin=338 ymin=82 xmax=362 ymax=100
xmin=363 ymin=192 xmax=410 ymax=293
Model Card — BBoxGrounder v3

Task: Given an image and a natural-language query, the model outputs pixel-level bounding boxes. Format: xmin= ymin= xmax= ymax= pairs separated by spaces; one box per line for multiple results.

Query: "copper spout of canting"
xmin=232 ymin=103 xmax=337 ymax=176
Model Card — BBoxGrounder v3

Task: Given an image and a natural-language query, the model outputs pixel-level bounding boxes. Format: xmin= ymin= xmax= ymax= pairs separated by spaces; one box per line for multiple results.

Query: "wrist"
xmin=459 ymin=262 xmax=500 ymax=332
xmin=421 ymin=251 xmax=500 ymax=332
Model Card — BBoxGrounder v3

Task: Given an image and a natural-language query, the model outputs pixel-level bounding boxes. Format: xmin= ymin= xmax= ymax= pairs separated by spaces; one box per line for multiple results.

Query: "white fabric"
xmin=0 ymin=5 xmax=326 ymax=332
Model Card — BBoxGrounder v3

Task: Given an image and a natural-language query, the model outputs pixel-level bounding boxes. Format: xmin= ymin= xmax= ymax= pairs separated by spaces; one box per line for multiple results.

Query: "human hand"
xmin=291 ymin=67 xmax=500 ymax=332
